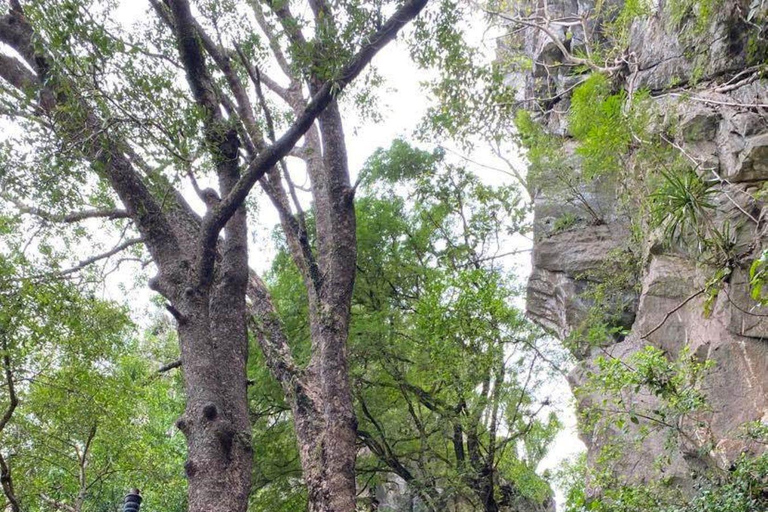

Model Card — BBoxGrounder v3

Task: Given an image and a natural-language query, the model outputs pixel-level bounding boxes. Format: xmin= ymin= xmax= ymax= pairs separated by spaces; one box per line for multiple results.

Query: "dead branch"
xmin=641 ymin=288 xmax=706 ymax=339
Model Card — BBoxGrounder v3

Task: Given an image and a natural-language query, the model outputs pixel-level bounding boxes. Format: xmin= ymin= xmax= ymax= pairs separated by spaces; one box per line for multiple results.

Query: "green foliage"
xmin=555 ymin=454 xmax=590 ymax=512
xmin=608 ymin=0 xmax=652 ymax=44
xmin=749 ymin=249 xmax=768 ymax=304
xmin=254 ymin=140 xmax=556 ymax=509
xmin=514 ymin=109 xmax=567 ymax=189
xmin=552 ymin=212 xmax=578 ymax=233
xmin=579 ymin=0 xmax=655 ymax=64
xmin=412 ymin=0 xmax=518 ymax=145
xmin=349 ymin=145 xmax=552 ymax=506
xmin=515 ymin=76 xmax=651 ymax=225
xmin=563 ymin=349 xmax=768 ymax=512
xmin=592 ymin=346 xmax=712 ymax=416
xmin=649 ymin=164 xmax=740 ymax=293
xmin=567 ymin=345 xmax=715 ymax=511
xmin=668 ymin=0 xmax=717 ymax=33
xmin=565 ymin=248 xmax=641 ymax=355
xmin=561 ymin=451 xmax=768 ymax=512
xmin=650 ymin=169 xmax=716 ymax=248
xmin=0 ymin=256 xmax=186 ymax=512
xmin=684 ymin=452 xmax=768 ymax=512
xmin=359 ymin=138 xmax=444 ymax=187
xmin=569 ymin=74 xmax=633 ymax=179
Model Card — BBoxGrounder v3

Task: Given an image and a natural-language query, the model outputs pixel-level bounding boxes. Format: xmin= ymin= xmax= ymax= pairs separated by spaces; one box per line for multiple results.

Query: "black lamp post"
xmin=122 ymin=489 xmax=142 ymax=512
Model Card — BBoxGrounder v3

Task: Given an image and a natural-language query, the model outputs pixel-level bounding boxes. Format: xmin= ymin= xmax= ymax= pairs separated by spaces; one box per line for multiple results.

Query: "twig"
xmin=641 ymin=288 xmax=706 ymax=339
xmin=722 ymin=288 xmax=768 ymax=318
xmin=665 ymin=93 xmax=768 ymax=109
xmin=53 ymin=238 xmax=144 ymax=278
xmin=158 ymin=359 xmax=182 ymax=373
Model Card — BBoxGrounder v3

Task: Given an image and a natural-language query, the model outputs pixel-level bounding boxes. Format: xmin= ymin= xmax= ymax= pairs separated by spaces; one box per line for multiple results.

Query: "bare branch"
xmin=54 ymin=238 xmax=144 ymax=278
xmin=641 ymin=288 xmax=706 ymax=339
xmin=485 ymin=10 xmax=624 ymax=74
xmin=240 ymin=42 xmax=319 ymax=292
xmin=234 ymin=36 xmax=295 ymax=105
xmin=74 ymin=424 xmax=97 ymax=512
xmin=2 ymin=194 xmax=129 ymax=223
xmin=158 ymin=359 xmax=182 ymax=373
xmin=664 ymin=92 xmax=768 ymax=109
xmin=248 ymin=0 xmax=297 ymax=83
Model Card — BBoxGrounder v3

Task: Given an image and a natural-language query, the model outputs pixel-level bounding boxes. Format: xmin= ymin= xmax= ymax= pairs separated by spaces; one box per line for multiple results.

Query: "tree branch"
xmin=486 ymin=10 xmax=624 ymax=74
xmin=1 ymin=9 xmax=188 ymax=274
xmin=248 ymin=0 xmax=298 ymax=85
xmin=0 ymin=454 xmax=20 ymax=512
xmin=40 ymin=494 xmax=77 ymax=512
xmin=158 ymin=359 xmax=182 ymax=373
xmin=0 ymin=336 xmax=19 ymax=434
xmin=2 ymin=194 xmax=129 ymax=223
xmin=164 ymin=0 xmax=251 ymax=288
xmin=246 ymin=270 xmax=299 ymax=387
xmin=0 ymin=332 xmax=20 ymax=512
xmin=641 ymin=288 xmax=706 ymax=339
xmin=0 ymin=52 xmax=36 ymax=91
xmin=197 ymin=0 xmax=430 ymax=282
xmin=53 ymin=238 xmax=144 ymax=278
xmin=241 ymin=51 xmax=320 ymax=294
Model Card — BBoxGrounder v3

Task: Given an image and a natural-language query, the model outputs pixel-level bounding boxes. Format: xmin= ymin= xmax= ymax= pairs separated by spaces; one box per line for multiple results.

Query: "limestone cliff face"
xmin=513 ymin=0 xmax=768 ymax=494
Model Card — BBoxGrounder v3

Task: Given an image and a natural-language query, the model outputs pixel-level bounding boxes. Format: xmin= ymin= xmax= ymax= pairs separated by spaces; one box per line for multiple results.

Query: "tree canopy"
xmin=0 ymin=1 xmax=540 ymax=511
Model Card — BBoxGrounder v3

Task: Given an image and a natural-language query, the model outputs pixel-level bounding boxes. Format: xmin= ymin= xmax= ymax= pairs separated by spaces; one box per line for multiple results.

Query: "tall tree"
xmin=0 ymin=0 xmax=431 ymax=510
xmin=258 ymin=141 xmax=559 ymax=511
xmin=351 ymin=155 xmax=559 ymax=512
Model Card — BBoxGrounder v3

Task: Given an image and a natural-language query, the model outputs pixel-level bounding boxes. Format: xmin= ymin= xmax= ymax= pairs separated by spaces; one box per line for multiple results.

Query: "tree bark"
xmin=0 ymin=1 xmax=430 ymax=510
xmin=174 ymin=303 xmax=252 ymax=512
xmin=310 ymin=100 xmax=359 ymax=512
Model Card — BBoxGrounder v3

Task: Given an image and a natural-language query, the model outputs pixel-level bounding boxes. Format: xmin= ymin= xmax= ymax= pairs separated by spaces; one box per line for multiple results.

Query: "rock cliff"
xmin=508 ymin=0 xmax=768 ymax=498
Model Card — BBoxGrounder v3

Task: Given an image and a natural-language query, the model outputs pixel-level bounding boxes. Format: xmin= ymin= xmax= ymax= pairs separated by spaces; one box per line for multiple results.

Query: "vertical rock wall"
xmin=511 ymin=0 xmax=768 ymax=494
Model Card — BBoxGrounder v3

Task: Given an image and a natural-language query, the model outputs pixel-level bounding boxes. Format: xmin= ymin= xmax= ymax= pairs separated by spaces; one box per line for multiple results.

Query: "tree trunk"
xmin=0 ymin=1 xmax=430 ymax=510
xmin=286 ymin=330 xmax=356 ymax=512
xmin=477 ymin=469 xmax=499 ymax=512
xmin=174 ymin=294 xmax=252 ymax=512
xmin=313 ymin=325 xmax=358 ymax=512
xmin=305 ymin=100 xmax=359 ymax=512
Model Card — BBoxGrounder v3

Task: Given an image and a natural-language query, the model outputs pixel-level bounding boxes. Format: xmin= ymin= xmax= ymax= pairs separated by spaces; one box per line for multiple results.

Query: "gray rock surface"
xmin=512 ymin=0 xmax=768 ymax=498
